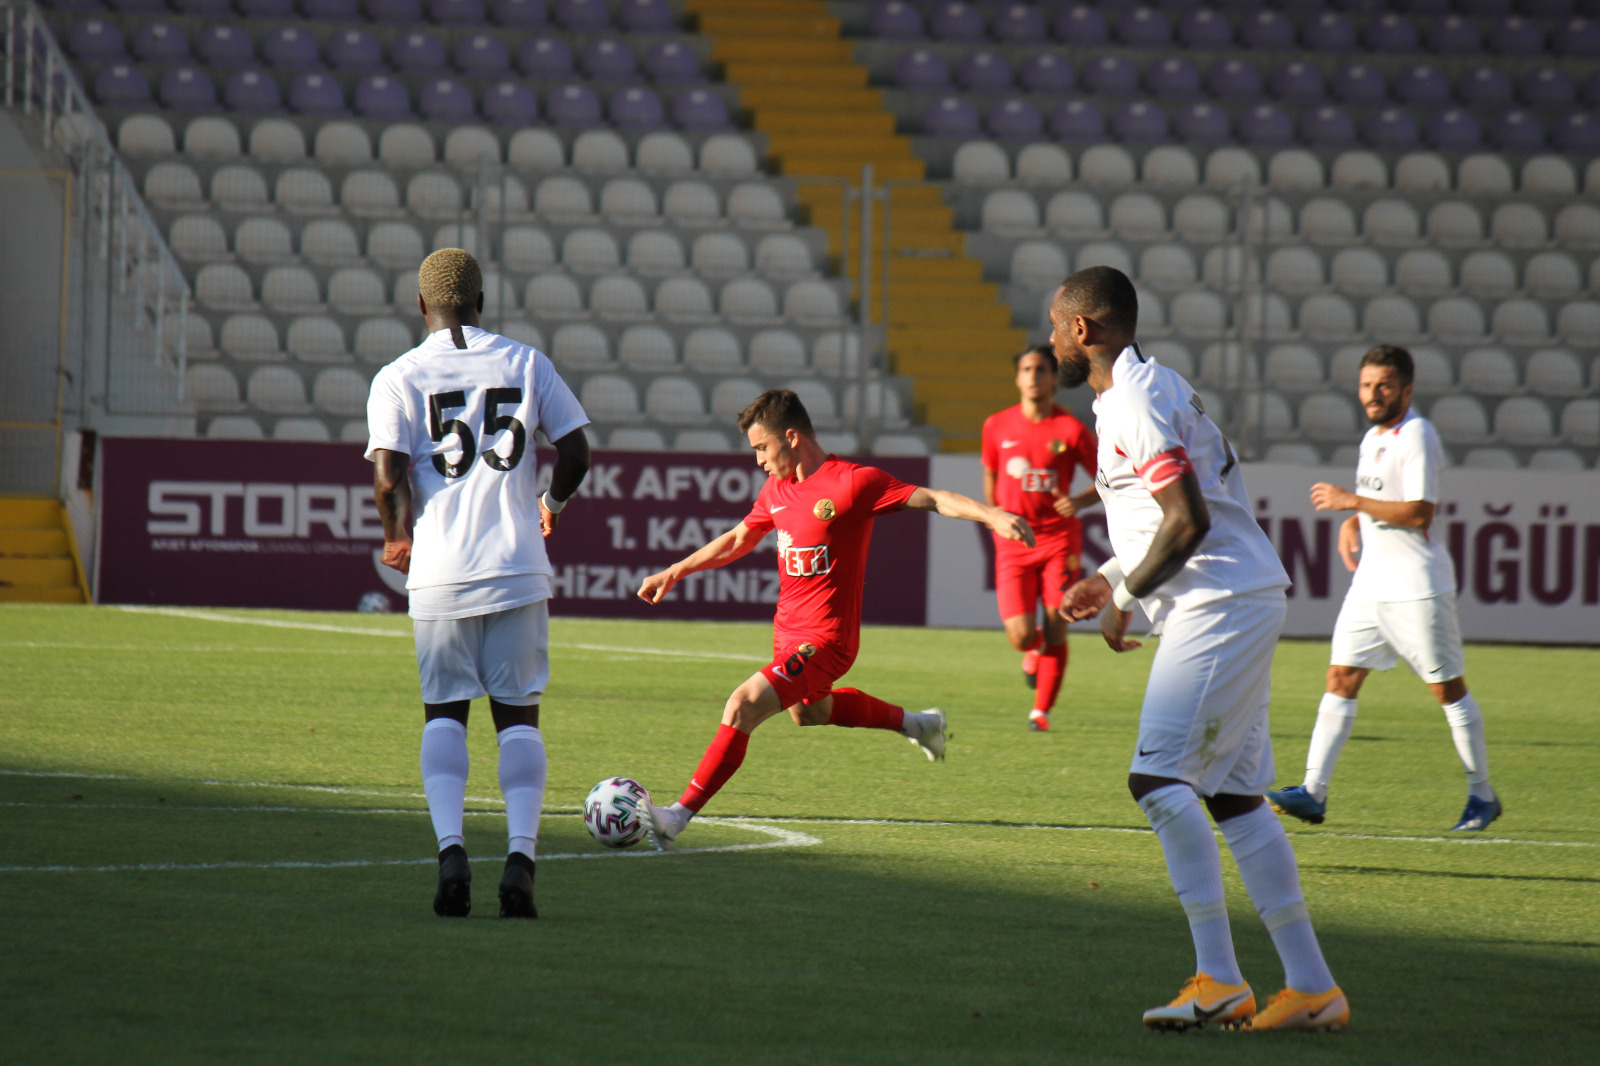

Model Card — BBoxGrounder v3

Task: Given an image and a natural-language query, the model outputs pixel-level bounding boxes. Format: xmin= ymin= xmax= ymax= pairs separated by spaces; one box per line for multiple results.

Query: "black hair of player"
xmin=1054 ymin=265 xmax=1139 ymax=337
xmin=1013 ymin=343 xmax=1058 ymax=373
xmin=737 ymin=388 xmax=815 ymax=439
xmin=1359 ymin=344 xmax=1415 ymax=386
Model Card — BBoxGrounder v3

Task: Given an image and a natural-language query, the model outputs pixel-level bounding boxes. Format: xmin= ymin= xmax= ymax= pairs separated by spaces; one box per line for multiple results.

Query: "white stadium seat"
xmin=608 ymin=428 xmax=665 ymax=451
xmin=984 ymin=190 xmax=1043 ymax=234
xmin=1203 ymin=146 xmax=1261 ymax=187
xmin=342 ymin=170 xmax=402 ymax=216
xmin=196 ymin=264 xmax=256 ymax=311
xmin=1362 ymin=199 xmax=1421 ymax=246
xmin=1016 ymin=143 xmax=1071 ymax=185
xmin=952 ymin=141 xmax=1011 ymax=184
xmin=618 ymin=325 xmax=678 ymax=371
xmin=590 ymin=274 xmax=650 ymax=319
xmin=572 ymin=130 xmax=629 ymax=172
xmin=686 ymin=329 xmax=744 ymax=373
xmin=1491 ymin=299 xmax=1551 ymax=344
xmin=1458 ymin=347 xmax=1519 ymax=394
xmin=1425 ymin=201 xmax=1483 ymax=247
xmin=1074 ymin=240 xmax=1133 ymax=276
xmin=328 ymin=268 xmax=389 ymax=315
xmin=1395 ymin=249 xmax=1454 ymax=297
xmin=644 ymin=376 xmax=706 ymax=423
xmin=710 ymin=377 xmax=763 ymax=417
xmin=784 ymin=280 xmax=843 ymax=322
xmin=1522 ymin=155 xmax=1578 ymax=195
xmin=184 ymin=116 xmax=241 ymax=159
xmin=1523 ymin=253 xmax=1582 ymax=300
xmin=1139 ymin=244 xmax=1198 ymax=291
xmin=1459 ymin=251 xmax=1516 ymax=299
xmin=755 ymin=235 xmax=814 ymax=279
xmin=235 ymin=218 xmax=296 ymax=265
xmin=627 ymin=230 xmax=687 ymax=275
xmin=562 ymin=228 xmax=622 ymax=274
xmin=1557 ymin=300 xmax=1600 ymax=345
xmin=301 ymin=220 xmax=362 ymax=266
xmin=525 ymin=273 xmax=585 ymax=318
xmin=1079 ymin=144 xmax=1136 ymax=185
xmin=727 ymin=184 xmax=787 ymax=228
xmin=720 ymin=277 xmax=780 ymax=320
xmin=1142 ymin=340 xmax=1194 ymax=379
xmin=1361 ymin=295 xmax=1422 ymax=339
xmin=276 ymin=168 xmax=336 ymax=214
xmin=1143 ymin=146 xmax=1200 ymax=188
xmin=674 ymin=429 xmax=731 ymax=452
xmin=312 ymin=368 xmax=369 ymax=416
xmin=1457 ymin=154 xmax=1514 ymax=195
xmin=1268 ymin=149 xmax=1323 ymax=190
xmin=186 ymin=364 xmax=244 ymax=410
xmin=663 ymin=181 xmax=721 ymax=226
xmin=378 ymin=124 xmax=435 ymax=166
xmin=169 ymin=214 xmax=229 ymax=261
xmin=261 ymin=266 xmax=322 ymax=313
xmin=502 ymin=226 xmax=556 ymax=272
xmin=787 ymin=379 xmax=838 ymax=426
xmin=443 ymin=126 xmax=501 ymax=166
xmin=273 ymin=418 xmax=331 ymax=442
xmin=287 ymin=316 xmax=348 ymax=363
xmin=1562 ymin=399 xmax=1600 ymax=445
xmin=220 ymin=314 xmax=281 ymax=360
xmin=870 ymin=433 xmax=930 ymax=457
xmin=1490 ymin=203 xmax=1549 ymax=248
xmin=1109 ymin=193 xmax=1167 ymax=239
xmin=206 ymin=416 xmax=264 ymax=439
xmin=314 ymin=121 xmax=373 ymax=165
xmin=247 ymin=366 xmax=310 ymax=414
xmin=1393 ymin=152 xmax=1450 ymax=191
xmin=601 ymin=178 xmax=659 ymax=220
xmin=1010 ymin=241 xmax=1069 ymax=288
xmin=211 ymin=164 xmax=268 ymax=211
xmin=536 ymin=176 xmax=594 ymax=219
xmin=508 ymin=128 xmax=565 ymax=169
xmin=1330 ymin=151 xmax=1386 ymax=189
xmin=699 ymin=134 xmax=759 ymax=177
xmin=657 ymin=276 xmax=716 ymax=319
xmin=1525 ymin=348 xmax=1585 ymax=397
xmin=749 ymin=329 xmax=808 ymax=375
xmin=1427 ymin=297 xmax=1489 ymax=342
xmin=1266 ymin=443 xmax=1323 ymax=465
xmin=1298 ymin=293 xmax=1358 ymax=339
xmin=355 ymin=318 xmax=414 ymax=363
xmin=1329 ymin=247 xmax=1389 ymax=295
xmin=1299 ymin=394 xmax=1358 ymax=441
xmin=692 ymin=232 xmax=751 ymax=277
xmin=145 ymin=162 xmax=205 ymax=210
xmin=636 ymin=132 xmax=694 ymax=174
xmin=581 ymin=374 xmax=640 ymax=419
xmin=1045 ymin=190 xmax=1104 ymax=237
xmin=1527 ymin=448 xmax=1584 ymax=470
xmin=119 ymin=114 xmax=175 ymax=155
xmin=1300 ymin=198 xmax=1359 ymax=245
xmin=1264 ymin=345 xmax=1324 ymax=390
xmin=1495 ymin=397 xmax=1554 ymax=444
xmin=1429 ymin=396 xmax=1490 ymax=443
xmin=1172 ymin=194 xmax=1230 ymax=241
xmin=1553 ymin=204 xmax=1600 ymax=249
xmin=1460 ymin=447 xmax=1519 ymax=469
xmin=1265 ymin=247 xmax=1324 ymax=294
xmin=1169 ymin=291 xmax=1228 ymax=337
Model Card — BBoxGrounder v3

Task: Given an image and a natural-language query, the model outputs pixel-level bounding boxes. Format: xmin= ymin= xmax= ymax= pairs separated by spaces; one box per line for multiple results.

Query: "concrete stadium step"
xmin=731 ymin=64 xmax=869 ymax=89
xmin=710 ymin=38 xmax=853 ymax=63
xmin=737 ymin=86 xmax=883 ymax=111
xmin=698 ymin=12 xmax=840 ymax=37
xmin=0 ymin=496 xmax=87 ymax=604
xmin=0 ymin=586 xmax=84 ymax=603
xmin=689 ymin=0 xmax=822 ymax=14
xmin=778 ymin=156 xmax=926 ymax=181
xmin=890 ymin=325 xmax=1029 ymax=354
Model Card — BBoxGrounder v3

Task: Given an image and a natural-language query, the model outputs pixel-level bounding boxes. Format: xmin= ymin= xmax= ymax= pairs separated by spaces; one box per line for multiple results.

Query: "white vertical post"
xmin=6 ymin=6 xmax=16 ymax=110
xmin=23 ymin=2 xmax=34 ymax=114
xmin=857 ymin=164 xmax=873 ymax=444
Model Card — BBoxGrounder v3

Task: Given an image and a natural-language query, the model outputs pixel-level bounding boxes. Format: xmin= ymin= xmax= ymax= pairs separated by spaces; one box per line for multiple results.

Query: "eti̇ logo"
xmin=1004 ymin=456 xmax=1057 ymax=493
xmin=777 ymin=530 xmax=833 ymax=577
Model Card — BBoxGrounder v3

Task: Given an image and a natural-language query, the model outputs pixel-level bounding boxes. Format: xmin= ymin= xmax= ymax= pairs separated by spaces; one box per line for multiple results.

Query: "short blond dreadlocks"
xmin=417 ymin=248 xmax=482 ymax=311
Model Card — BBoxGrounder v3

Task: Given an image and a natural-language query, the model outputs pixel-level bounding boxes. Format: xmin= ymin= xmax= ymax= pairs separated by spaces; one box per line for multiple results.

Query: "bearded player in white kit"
xmin=1055 ymin=267 xmax=1347 ymax=1032
xmin=1267 ymin=345 xmax=1501 ymax=832
xmin=368 ymin=249 xmax=591 ymax=918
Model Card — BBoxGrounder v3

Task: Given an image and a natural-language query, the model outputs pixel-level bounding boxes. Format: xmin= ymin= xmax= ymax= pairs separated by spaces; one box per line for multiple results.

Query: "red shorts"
xmin=994 ymin=530 xmax=1083 ymax=622
xmin=759 ymin=635 xmax=855 ymax=708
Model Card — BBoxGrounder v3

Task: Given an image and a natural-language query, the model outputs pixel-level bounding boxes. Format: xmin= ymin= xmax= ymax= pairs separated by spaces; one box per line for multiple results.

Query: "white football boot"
xmin=640 ymin=799 xmax=687 ymax=852
xmin=906 ymin=708 xmax=947 ymax=762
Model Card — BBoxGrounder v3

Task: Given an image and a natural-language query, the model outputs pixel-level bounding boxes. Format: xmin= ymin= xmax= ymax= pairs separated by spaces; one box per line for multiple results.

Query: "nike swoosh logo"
xmin=1137 ymin=747 xmax=1162 ymax=757
xmin=1192 ymin=1004 xmax=1228 ymax=1021
xmin=1308 ymin=1001 xmax=1340 ymax=1021
xmin=770 ymin=505 xmax=786 ymax=512
xmin=1001 ymin=440 xmax=1020 ymax=447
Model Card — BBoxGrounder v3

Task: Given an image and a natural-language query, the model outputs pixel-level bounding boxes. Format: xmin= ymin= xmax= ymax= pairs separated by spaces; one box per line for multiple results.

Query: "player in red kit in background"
xmin=981 ymin=344 xmax=1099 ymax=731
xmin=634 ymin=388 xmax=1035 ymax=850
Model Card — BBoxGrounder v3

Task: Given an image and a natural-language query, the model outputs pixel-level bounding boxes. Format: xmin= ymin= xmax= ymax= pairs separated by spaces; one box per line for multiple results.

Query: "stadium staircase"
xmin=0 ymin=497 xmax=87 ymax=604
xmin=689 ymin=0 xmax=1024 ymax=450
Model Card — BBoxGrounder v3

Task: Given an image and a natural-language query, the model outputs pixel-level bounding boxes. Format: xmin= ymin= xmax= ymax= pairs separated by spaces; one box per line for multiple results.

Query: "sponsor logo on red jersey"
xmin=776 ymin=530 xmax=834 ymax=577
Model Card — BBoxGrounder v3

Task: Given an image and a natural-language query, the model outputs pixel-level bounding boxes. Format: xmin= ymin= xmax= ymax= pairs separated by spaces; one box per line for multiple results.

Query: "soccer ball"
xmin=584 ymin=777 xmax=651 ymax=849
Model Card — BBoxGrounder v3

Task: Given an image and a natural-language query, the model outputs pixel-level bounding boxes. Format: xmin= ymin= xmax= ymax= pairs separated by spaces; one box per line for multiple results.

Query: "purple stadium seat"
xmin=673 ymin=89 xmax=730 ymax=131
xmin=1490 ymin=16 xmax=1545 ymax=54
xmin=869 ymin=1 xmax=925 ymax=39
xmin=644 ymin=42 xmax=702 ymax=83
xmin=354 ymin=75 xmax=413 ymax=120
xmin=1522 ymin=68 xmax=1576 ymax=109
xmin=1178 ymin=8 xmax=1233 ymax=48
xmin=1364 ymin=107 xmax=1419 ymax=150
xmin=1332 ymin=63 xmax=1387 ymax=105
xmin=547 ymin=84 xmax=603 ymax=127
xmin=132 ymin=22 xmax=189 ymax=64
xmin=1240 ymin=11 xmax=1294 ymax=49
xmin=1238 ymin=103 xmax=1294 ymax=147
xmin=554 ymin=0 xmax=612 ymax=31
xmin=897 ymin=49 xmax=951 ymax=91
xmin=519 ymin=37 xmax=575 ymax=78
xmin=238 ymin=0 xmax=296 ymax=15
xmin=957 ymin=51 xmax=1013 ymax=93
xmin=1489 ymin=110 xmax=1544 ymax=151
xmin=930 ymin=2 xmax=986 ymax=42
xmin=618 ymin=0 xmax=676 ymax=32
xmin=1426 ymin=108 xmax=1482 ymax=151
xmin=1523 ymin=0 xmax=1575 ymax=14
xmin=1301 ymin=105 xmax=1357 ymax=148
xmin=1083 ymin=55 xmax=1139 ymax=96
xmin=226 ymin=71 xmax=283 ymax=114
xmin=161 ymin=67 xmax=218 ymax=112
xmin=1303 ymin=13 xmax=1357 ymax=51
xmin=926 ymin=96 xmax=981 ymax=137
xmin=1118 ymin=6 xmax=1172 ymax=47
xmin=1364 ymin=13 xmax=1419 ymax=51
xmin=611 ymin=86 xmax=667 ymax=131
xmin=289 ymin=72 xmax=346 ymax=115
xmin=172 ymin=0 xmax=234 ymax=14
xmin=1051 ymin=99 xmax=1106 ymax=141
xmin=1054 ymin=5 xmax=1110 ymax=45
xmin=1270 ymin=61 xmax=1325 ymax=103
xmin=451 ymin=34 xmax=509 ymax=78
xmin=988 ymin=98 xmax=1045 ymax=140
xmin=992 ymin=3 xmax=1047 ymax=44
xmin=1459 ymin=65 xmax=1513 ymax=107
xmin=1456 ymin=0 xmax=1511 ymax=13
xmin=1554 ymin=17 xmax=1600 ymax=56
xmin=393 ymin=32 xmax=448 ymax=75
xmin=263 ymin=28 xmax=321 ymax=71
xmin=197 ymin=26 xmax=253 ymax=68
xmin=483 ymin=81 xmax=538 ymax=125
xmin=1426 ymin=15 xmax=1482 ymax=54
xmin=1175 ymin=102 xmax=1230 ymax=146
xmin=1396 ymin=64 xmax=1451 ymax=106
xmin=69 ymin=20 xmax=126 ymax=62
xmin=367 ymin=0 xmax=424 ymax=19
xmin=432 ymin=0 xmax=487 ymax=24
xmin=328 ymin=31 xmax=385 ymax=73
xmin=1112 ymin=100 xmax=1170 ymax=143
xmin=494 ymin=0 xmax=547 ymax=28
xmin=1394 ymin=0 xmax=1452 ymax=10
xmin=582 ymin=39 xmax=637 ymax=80
xmin=1208 ymin=59 xmax=1263 ymax=101
xmin=1333 ymin=0 xmax=1385 ymax=11
xmin=1146 ymin=57 xmax=1200 ymax=99
xmin=420 ymin=78 xmax=476 ymax=121
xmin=1552 ymin=112 xmax=1600 ymax=153
xmin=45 ymin=0 xmax=100 ymax=11
xmin=94 ymin=65 xmax=151 ymax=107
xmin=1585 ymin=71 xmax=1600 ymax=107
xmin=107 ymin=0 xmax=167 ymax=12
xmin=1019 ymin=53 xmax=1073 ymax=95
xmin=301 ymin=0 xmax=360 ymax=18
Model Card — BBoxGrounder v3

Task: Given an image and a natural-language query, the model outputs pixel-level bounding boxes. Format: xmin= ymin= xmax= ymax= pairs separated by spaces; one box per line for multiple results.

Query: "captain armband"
xmin=1135 ymin=447 xmax=1194 ymax=493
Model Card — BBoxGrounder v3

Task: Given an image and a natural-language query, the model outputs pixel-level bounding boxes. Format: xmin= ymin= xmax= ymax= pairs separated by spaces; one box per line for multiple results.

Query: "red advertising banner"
xmin=96 ymin=438 xmax=929 ymax=626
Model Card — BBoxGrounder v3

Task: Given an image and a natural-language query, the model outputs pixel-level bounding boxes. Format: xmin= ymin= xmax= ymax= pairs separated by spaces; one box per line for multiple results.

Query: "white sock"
xmin=1137 ymin=784 xmax=1243 ymax=985
xmin=1220 ymin=804 xmax=1336 ymax=994
xmin=1302 ymin=693 xmax=1357 ymax=803
xmin=1442 ymin=693 xmax=1495 ymax=802
xmin=496 ymin=724 xmax=546 ymax=861
xmin=420 ymin=717 xmax=469 ymax=851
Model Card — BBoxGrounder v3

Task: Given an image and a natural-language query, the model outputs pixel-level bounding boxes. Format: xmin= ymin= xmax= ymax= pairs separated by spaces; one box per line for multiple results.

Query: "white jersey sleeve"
xmin=1349 ymin=410 xmax=1455 ymax=602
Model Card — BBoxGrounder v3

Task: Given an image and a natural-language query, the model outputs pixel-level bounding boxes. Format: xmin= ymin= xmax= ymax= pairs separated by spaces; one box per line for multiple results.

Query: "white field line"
xmin=112 ymin=605 xmax=763 ymax=661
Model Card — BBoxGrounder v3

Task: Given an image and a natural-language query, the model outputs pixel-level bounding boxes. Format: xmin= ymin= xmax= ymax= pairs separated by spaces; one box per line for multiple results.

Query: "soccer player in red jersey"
xmin=634 ymin=388 xmax=1035 ymax=849
xmin=980 ymin=344 xmax=1099 ymax=732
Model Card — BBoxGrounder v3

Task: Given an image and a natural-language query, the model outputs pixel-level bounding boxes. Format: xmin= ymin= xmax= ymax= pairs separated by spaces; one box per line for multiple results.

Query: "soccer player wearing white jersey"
xmin=1055 ymin=267 xmax=1347 ymax=1033
xmin=367 ymin=249 xmax=591 ymax=919
xmin=1267 ymin=345 xmax=1501 ymax=834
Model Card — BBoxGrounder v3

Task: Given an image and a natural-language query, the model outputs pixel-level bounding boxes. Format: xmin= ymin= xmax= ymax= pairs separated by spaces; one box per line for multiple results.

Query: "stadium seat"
xmin=1010 ymin=242 xmax=1070 ymax=288
xmin=186 ymin=364 xmax=244 ymax=411
xmin=1138 ymin=245 xmax=1198 ymax=292
xmin=618 ymin=325 xmax=677 ymax=371
xmin=1394 ymin=152 xmax=1451 ymax=191
xmin=309 ymin=367 xmax=367 ymax=416
xmin=1072 ymin=241 xmax=1132 ymax=277
xmin=636 ymin=132 xmax=694 ymax=173
xmin=784 ymin=281 xmax=843 ymax=323
xmin=1425 ymin=296 xmax=1487 ymax=342
xmin=1299 ymin=293 xmax=1359 ymax=340
xmin=984 ymin=190 xmax=1043 ymax=235
xmin=499 ymin=320 xmax=544 ymax=351
xmin=1527 ymin=448 xmax=1585 ymax=471
xmin=1326 ymin=248 xmax=1387 ymax=296
xmin=674 ymin=429 xmax=731 ymax=453
xmin=604 ymin=428 xmax=663 ymax=451
xmin=1203 ymin=147 xmax=1261 ymax=188
xmin=1460 ymin=347 xmax=1520 ymax=394
xmin=184 ymin=117 xmax=241 ymax=159
xmin=206 ymin=416 xmax=265 ymax=439
xmin=262 ymin=267 xmax=324 ymax=313
xmin=627 ymin=230 xmax=687 ymax=275
xmin=691 ymin=232 xmax=751 ymax=277
xmin=1460 ymin=447 xmax=1519 ymax=469
xmin=233 ymin=219 xmax=294 ymax=266
xmin=197 ymin=264 xmax=257 ymax=311
xmin=656 ymin=277 xmax=716 ymax=319
xmin=1079 ymin=145 xmax=1137 ymax=187
xmin=406 ymin=173 xmax=464 ymax=219
xmin=1362 ymin=295 xmax=1423 ymax=339
xmin=267 ymin=416 xmax=329 ymax=441
xmin=1171 ymin=194 xmax=1230 ymax=242
xmin=756 ymin=235 xmax=814 ymax=279
xmin=663 ymin=181 xmax=721 ymax=226
xmin=1266 ymin=247 xmax=1325 ymax=295
xmin=1430 ymin=396 xmax=1491 ymax=443
xmin=1039 ymin=191 xmax=1100 ymax=239
xmin=719 ymin=278 xmax=779 ymax=321
xmin=569 ymin=130 xmax=628 ymax=172
xmin=1459 ymin=251 xmax=1517 ymax=299
xmin=562 ymin=229 xmax=621 ymax=274
xmin=1363 ymin=200 xmax=1422 ymax=246
xmin=709 ymin=376 xmax=761 ymax=416
xmin=1395 ymin=249 xmax=1455 ymax=297
xmin=1109 ymin=193 xmax=1167 ymax=239
xmin=1525 ymin=348 xmax=1585 ymax=396
xmin=221 ymin=314 xmax=282 ymax=360
xmin=525 ymin=274 xmax=585 ymax=318
xmin=169 ymin=214 xmax=229 ymax=261
xmin=1301 ymin=198 xmax=1359 ymax=245
xmin=342 ymin=171 xmax=402 ymax=216
xmin=1264 ymin=345 xmax=1324 ymax=391
xmin=590 ymin=275 xmax=650 ymax=319
xmin=1458 ymin=155 xmax=1515 ymax=195
xmin=747 ymin=330 xmax=807 ymax=375
xmin=678 ymin=329 xmax=737 ymax=374
xmin=555 ymin=324 xmax=613 ymax=369
xmin=1495 ymin=396 xmax=1555 ymax=444
xmin=1554 ymin=205 xmax=1600 ymax=249
xmin=727 ymin=184 xmax=787 ymax=228
xmin=326 ymin=267 xmax=388 ymax=316
xmin=953 ymin=141 xmax=1011 ymax=184
xmin=1016 ymin=144 xmax=1071 ymax=186
xmin=1493 ymin=298 xmax=1552 ymax=343
xmin=1170 ymin=291 xmax=1228 ymax=338
xmin=1558 ymin=301 xmax=1600 ymax=345
xmin=1299 ymin=394 xmax=1359 ymax=442
xmin=1524 ymin=253 xmax=1582 ymax=299
xmin=1425 ymin=202 xmax=1484 ymax=247
xmin=247 ymin=366 xmax=312 ymax=415
xmin=644 ymin=376 xmax=706 ymax=423
xmin=600 ymin=178 xmax=660 ymax=220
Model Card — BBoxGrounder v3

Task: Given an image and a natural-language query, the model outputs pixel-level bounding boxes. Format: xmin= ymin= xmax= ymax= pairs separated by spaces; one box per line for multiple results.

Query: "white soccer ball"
xmin=584 ymin=777 xmax=651 ymax=849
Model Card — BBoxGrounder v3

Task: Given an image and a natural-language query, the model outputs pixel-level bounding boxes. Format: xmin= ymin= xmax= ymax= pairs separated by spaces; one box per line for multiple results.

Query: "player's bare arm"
xmin=1310 ymin=482 xmax=1435 ymax=530
xmin=1337 ymin=514 xmax=1362 ymax=572
xmin=637 ymin=521 xmax=763 ymax=604
xmin=902 ymin=486 xmax=1036 ymax=547
xmin=1050 ymin=488 xmax=1101 ymax=520
xmin=981 ymin=467 xmax=998 ymax=508
xmin=373 ymin=448 xmax=413 ymax=574
xmin=539 ymin=427 xmax=592 ymax=536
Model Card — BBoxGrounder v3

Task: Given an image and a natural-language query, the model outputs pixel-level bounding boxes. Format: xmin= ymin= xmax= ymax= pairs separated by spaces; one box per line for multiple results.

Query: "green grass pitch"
xmin=1 ymin=602 xmax=1596 ymax=1065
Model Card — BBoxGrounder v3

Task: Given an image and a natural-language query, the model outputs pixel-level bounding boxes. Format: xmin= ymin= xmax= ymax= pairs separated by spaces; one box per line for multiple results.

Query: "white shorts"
xmin=1130 ymin=590 xmax=1286 ymax=797
xmin=1330 ymin=592 xmax=1464 ymax=684
xmin=413 ymin=600 xmax=550 ymax=706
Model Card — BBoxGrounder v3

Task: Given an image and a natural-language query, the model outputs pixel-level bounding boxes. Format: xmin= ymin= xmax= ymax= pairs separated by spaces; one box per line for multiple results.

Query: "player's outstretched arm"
xmin=637 ymin=522 xmax=762 ymax=604
xmin=1310 ymin=482 xmax=1435 ymax=529
xmin=539 ymin=427 xmax=591 ymax=536
xmin=373 ymin=449 xmax=413 ymax=574
xmin=1337 ymin=514 xmax=1362 ymax=572
xmin=902 ymin=487 xmax=1036 ymax=547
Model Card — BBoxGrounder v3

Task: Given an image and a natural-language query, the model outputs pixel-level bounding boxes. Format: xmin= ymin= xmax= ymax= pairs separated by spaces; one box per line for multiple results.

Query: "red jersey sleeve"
xmin=1073 ymin=421 xmax=1099 ymax=485
xmin=980 ymin=414 xmax=1000 ymax=472
xmin=858 ymin=465 xmax=918 ymax=516
xmin=742 ymin=481 xmax=776 ymax=537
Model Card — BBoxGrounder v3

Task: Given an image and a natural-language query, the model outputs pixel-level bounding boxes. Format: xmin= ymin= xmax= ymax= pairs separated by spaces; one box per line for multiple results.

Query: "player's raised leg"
xmin=1269 ymin=668 xmax=1365 ymax=825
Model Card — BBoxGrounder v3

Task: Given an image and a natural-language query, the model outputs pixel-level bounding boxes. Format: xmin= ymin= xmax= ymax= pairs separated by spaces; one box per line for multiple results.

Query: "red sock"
xmin=678 ymin=723 xmax=750 ymax=813
xmin=825 ymin=688 xmax=904 ymax=731
xmin=1033 ymin=643 xmax=1068 ymax=714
